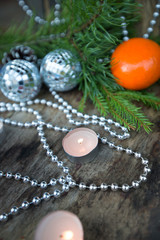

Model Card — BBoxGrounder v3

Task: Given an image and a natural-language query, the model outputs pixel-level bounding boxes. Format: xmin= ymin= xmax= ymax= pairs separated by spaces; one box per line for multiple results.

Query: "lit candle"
xmin=34 ymin=211 xmax=84 ymax=240
xmin=62 ymin=127 xmax=98 ymax=163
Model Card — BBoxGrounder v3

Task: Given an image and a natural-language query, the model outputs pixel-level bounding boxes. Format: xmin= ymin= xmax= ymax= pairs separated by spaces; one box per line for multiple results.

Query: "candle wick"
xmin=60 ymin=230 xmax=74 ymax=240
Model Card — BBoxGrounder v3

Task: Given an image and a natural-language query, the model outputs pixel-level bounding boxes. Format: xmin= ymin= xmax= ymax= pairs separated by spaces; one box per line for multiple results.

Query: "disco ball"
xmin=0 ymin=59 xmax=41 ymax=102
xmin=40 ymin=49 xmax=81 ymax=92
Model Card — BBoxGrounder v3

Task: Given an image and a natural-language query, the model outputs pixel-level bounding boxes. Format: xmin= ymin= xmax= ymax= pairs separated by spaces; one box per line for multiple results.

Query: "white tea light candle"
xmin=62 ymin=128 xmax=98 ymax=163
xmin=34 ymin=211 xmax=84 ymax=240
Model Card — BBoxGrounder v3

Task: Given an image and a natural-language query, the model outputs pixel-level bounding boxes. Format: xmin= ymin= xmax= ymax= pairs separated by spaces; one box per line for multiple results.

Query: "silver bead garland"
xmin=121 ymin=16 xmax=129 ymax=42
xmin=17 ymin=0 xmax=65 ymax=26
xmin=143 ymin=0 xmax=160 ymax=38
xmin=0 ymin=87 xmax=151 ymax=222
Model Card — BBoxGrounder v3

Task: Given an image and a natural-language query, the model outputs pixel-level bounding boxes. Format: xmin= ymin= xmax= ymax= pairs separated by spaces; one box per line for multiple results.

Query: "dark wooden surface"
xmin=0 ymin=84 xmax=160 ymax=240
xmin=0 ymin=1 xmax=160 ymax=240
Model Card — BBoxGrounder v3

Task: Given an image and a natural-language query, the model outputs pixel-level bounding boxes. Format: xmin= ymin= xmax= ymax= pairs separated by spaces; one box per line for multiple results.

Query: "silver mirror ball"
xmin=40 ymin=49 xmax=81 ymax=92
xmin=0 ymin=59 xmax=41 ymax=102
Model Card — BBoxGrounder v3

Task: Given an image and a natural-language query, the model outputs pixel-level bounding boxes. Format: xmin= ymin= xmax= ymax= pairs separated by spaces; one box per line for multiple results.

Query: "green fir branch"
xmin=78 ymin=94 xmax=87 ymax=112
xmin=90 ymin=94 xmax=109 ymax=116
xmin=116 ymin=91 xmax=160 ymax=110
xmin=102 ymin=87 xmax=153 ymax=133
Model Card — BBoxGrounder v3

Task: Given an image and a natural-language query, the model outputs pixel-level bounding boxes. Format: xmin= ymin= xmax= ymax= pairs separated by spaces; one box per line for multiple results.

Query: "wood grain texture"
xmin=0 ymin=1 xmax=160 ymax=240
xmin=0 ymin=83 xmax=160 ymax=240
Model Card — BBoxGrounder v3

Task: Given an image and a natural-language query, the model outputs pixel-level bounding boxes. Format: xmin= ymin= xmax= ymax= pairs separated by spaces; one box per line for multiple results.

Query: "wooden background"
xmin=0 ymin=1 xmax=160 ymax=240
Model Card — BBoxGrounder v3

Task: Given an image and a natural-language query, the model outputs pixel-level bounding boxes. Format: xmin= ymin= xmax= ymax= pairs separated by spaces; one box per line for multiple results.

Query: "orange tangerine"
xmin=111 ymin=38 xmax=160 ymax=90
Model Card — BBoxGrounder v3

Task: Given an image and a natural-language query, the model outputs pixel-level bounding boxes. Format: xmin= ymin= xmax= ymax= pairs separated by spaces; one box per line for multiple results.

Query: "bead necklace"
xmin=0 ymin=88 xmax=151 ymax=222
xmin=17 ymin=0 xmax=65 ymax=26
xmin=143 ymin=2 xmax=160 ymax=39
xmin=121 ymin=1 xmax=160 ymax=41
xmin=16 ymin=1 xmax=160 ymax=45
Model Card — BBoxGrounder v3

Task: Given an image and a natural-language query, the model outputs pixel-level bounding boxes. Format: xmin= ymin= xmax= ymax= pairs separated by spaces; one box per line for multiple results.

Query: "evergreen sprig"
xmin=0 ymin=0 xmax=160 ymax=133
xmin=116 ymin=91 xmax=160 ymax=110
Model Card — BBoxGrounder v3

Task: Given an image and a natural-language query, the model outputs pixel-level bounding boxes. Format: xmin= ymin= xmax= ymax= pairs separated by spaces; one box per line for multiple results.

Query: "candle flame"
xmin=77 ymin=138 xmax=84 ymax=144
xmin=60 ymin=230 xmax=74 ymax=240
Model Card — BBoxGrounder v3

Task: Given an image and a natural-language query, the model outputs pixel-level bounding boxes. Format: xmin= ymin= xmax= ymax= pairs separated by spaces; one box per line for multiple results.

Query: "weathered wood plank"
xmin=0 ymin=84 xmax=160 ymax=240
xmin=0 ymin=1 xmax=160 ymax=240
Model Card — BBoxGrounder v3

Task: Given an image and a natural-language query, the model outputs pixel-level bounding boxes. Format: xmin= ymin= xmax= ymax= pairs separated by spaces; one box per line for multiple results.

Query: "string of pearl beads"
xmin=0 ymin=90 xmax=151 ymax=222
